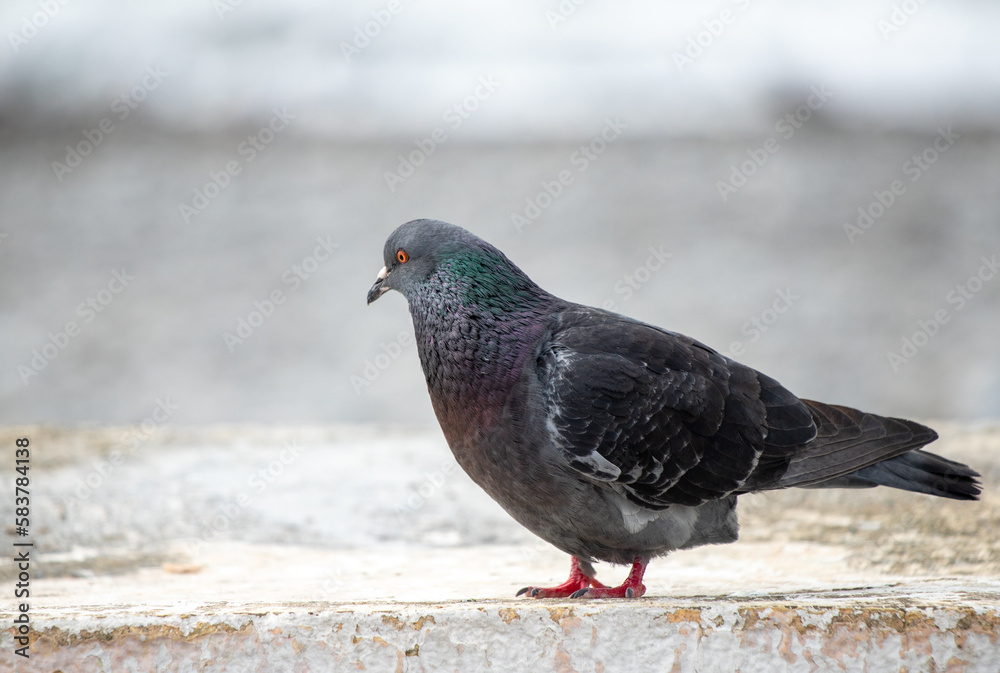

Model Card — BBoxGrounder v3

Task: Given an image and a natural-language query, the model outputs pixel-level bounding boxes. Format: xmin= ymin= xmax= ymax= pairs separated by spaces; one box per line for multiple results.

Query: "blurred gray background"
xmin=1 ymin=0 xmax=998 ymax=426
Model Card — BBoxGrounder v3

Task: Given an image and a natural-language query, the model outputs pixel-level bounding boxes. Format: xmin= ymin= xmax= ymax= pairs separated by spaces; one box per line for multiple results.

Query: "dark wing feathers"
xmin=539 ymin=307 xmax=969 ymax=508
xmin=543 ymin=349 xmax=711 ymax=496
xmin=540 ymin=308 xmax=816 ymax=508
xmin=774 ymin=400 xmax=933 ymax=487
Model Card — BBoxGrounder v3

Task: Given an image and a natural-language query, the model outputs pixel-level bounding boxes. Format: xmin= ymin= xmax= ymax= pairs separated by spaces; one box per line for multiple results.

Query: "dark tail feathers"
xmin=802 ymin=449 xmax=982 ymax=501
xmin=779 ymin=400 xmax=981 ymax=501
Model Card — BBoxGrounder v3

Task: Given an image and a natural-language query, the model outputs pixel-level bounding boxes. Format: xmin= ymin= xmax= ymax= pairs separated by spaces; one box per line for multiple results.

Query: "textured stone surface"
xmin=4 ymin=584 xmax=1000 ymax=672
xmin=0 ymin=423 xmax=997 ymax=670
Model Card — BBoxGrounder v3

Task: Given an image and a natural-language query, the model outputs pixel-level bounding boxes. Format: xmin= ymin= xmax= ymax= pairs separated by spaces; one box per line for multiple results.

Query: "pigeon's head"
xmin=367 ymin=219 xmax=517 ymax=305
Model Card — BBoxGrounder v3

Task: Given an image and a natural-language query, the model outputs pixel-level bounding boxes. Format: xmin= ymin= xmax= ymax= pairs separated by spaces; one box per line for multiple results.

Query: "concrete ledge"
xmin=1 ymin=423 xmax=998 ymax=671
xmin=6 ymin=583 xmax=1000 ymax=672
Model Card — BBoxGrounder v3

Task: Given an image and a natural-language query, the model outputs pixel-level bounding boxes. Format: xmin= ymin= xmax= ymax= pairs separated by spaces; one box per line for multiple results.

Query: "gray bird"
xmin=367 ymin=219 xmax=980 ymax=599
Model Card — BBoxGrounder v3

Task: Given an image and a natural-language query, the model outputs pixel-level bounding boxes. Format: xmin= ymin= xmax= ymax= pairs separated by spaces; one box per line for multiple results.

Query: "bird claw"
xmin=516 ymin=586 xmax=568 ymax=598
xmin=517 ymin=582 xmax=644 ymax=599
xmin=518 ymin=556 xmax=644 ymax=599
xmin=567 ymin=556 xmax=648 ymax=598
xmin=569 ymin=583 xmax=646 ymax=599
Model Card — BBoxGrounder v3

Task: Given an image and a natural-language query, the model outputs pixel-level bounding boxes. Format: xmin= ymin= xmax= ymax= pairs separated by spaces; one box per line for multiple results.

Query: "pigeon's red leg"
xmin=516 ymin=557 xmax=602 ymax=598
xmin=569 ymin=556 xmax=647 ymax=599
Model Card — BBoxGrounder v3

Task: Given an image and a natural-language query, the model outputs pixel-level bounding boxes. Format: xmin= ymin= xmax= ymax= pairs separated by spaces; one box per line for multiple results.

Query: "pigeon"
xmin=367 ymin=219 xmax=981 ymax=599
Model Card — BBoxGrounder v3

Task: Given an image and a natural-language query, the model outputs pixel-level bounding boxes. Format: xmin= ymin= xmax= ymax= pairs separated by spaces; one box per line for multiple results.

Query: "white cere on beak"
xmin=377 ymin=266 xmax=388 ymax=280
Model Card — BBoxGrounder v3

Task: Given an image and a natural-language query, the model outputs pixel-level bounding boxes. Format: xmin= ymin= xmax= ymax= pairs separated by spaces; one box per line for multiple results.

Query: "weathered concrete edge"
xmin=3 ymin=598 xmax=1000 ymax=672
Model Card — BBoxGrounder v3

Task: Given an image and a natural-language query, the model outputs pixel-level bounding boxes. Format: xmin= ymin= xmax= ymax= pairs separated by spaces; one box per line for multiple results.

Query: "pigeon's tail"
xmin=775 ymin=400 xmax=981 ymax=501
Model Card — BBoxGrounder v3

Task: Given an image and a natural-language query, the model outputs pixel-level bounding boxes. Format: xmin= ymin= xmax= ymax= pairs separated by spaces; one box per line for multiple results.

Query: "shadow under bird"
xmin=367 ymin=219 xmax=981 ymax=599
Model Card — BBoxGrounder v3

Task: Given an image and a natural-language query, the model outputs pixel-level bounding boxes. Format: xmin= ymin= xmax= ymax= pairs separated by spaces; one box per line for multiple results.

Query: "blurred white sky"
xmin=2 ymin=0 xmax=1000 ymax=138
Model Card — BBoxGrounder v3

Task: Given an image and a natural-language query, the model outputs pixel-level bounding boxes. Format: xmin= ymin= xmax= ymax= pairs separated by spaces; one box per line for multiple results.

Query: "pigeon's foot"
xmin=516 ymin=556 xmax=606 ymax=598
xmin=569 ymin=556 xmax=647 ymax=599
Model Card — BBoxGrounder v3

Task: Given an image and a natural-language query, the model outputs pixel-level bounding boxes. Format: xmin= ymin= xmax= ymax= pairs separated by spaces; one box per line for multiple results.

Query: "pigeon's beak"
xmin=366 ymin=266 xmax=389 ymax=305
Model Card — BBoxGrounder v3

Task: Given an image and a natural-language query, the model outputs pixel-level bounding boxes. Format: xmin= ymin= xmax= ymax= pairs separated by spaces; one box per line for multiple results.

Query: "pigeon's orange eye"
xmin=396 ymin=249 xmax=409 ymax=264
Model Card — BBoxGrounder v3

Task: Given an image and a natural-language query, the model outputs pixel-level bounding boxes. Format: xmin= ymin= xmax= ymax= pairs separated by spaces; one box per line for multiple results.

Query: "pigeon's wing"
xmin=538 ymin=308 xmax=818 ymax=508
